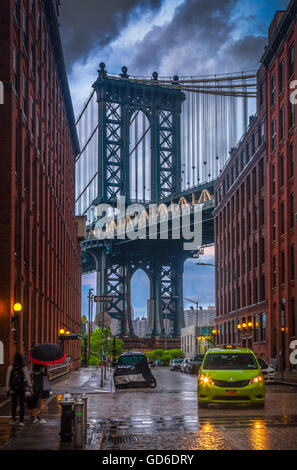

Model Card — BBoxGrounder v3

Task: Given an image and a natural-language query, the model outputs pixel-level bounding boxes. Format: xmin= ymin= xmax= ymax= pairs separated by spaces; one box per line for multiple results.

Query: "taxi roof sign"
xmin=224 ymin=344 xmax=236 ymax=349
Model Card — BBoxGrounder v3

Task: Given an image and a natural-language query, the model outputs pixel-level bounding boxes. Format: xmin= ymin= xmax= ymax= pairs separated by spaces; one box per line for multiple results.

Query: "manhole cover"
xmin=108 ymin=435 xmax=138 ymax=444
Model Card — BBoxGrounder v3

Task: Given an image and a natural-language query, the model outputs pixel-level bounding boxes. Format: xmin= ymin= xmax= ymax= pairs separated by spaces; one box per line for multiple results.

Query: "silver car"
xmin=258 ymin=358 xmax=276 ymax=383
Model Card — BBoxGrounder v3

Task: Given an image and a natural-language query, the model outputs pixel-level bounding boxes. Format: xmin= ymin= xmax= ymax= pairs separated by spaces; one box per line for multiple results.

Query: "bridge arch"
xmin=131 ymin=268 xmax=151 ymax=336
xmin=129 ymin=110 xmax=152 ymax=202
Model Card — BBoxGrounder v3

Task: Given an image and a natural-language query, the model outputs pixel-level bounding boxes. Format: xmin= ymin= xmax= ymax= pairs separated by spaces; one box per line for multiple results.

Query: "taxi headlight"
xmin=249 ymin=375 xmax=263 ymax=385
xmin=198 ymin=374 xmax=214 ymax=385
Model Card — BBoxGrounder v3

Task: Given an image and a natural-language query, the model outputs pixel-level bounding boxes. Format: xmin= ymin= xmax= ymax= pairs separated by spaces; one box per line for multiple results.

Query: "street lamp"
xmin=12 ymin=302 xmax=22 ymax=348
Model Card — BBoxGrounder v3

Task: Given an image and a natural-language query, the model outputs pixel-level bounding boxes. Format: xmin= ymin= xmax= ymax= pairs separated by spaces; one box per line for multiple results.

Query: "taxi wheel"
xmin=198 ymin=402 xmax=208 ymax=409
xmin=253 ymin=402 xmax=265 ymax=408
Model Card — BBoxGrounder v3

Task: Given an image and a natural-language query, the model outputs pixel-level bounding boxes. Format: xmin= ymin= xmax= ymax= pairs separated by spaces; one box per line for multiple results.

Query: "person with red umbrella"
xmin=29 ymin=343 xmax=66 ymax=424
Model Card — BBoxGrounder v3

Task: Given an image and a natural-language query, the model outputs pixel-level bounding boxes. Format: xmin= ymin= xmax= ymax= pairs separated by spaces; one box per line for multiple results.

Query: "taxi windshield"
xmin=203 ymin=353 xmax=258 ymax=370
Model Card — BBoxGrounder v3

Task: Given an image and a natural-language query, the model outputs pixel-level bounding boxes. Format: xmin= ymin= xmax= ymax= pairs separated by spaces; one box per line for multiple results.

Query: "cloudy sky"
xmin=59 ymin=0 xmax=290 ymax=318
xmin=60 ymin=0 xmax=289 ymax=114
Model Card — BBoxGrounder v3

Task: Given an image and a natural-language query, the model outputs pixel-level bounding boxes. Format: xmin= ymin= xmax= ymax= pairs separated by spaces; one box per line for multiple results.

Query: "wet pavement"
xmin=0 ymin=367 xmax=297 ymax=450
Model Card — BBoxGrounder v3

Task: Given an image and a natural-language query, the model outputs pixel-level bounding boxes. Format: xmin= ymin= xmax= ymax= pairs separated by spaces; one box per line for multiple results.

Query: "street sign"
xmin=95 ymin=312 xmax=112 ymax=328
xmin=94 ymin=295 xmax=114 ymax=302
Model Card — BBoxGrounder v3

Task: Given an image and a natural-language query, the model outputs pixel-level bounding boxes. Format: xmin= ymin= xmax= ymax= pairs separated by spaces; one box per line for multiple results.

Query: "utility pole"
xmin=87 ymin=288 xmax=94 ymax=360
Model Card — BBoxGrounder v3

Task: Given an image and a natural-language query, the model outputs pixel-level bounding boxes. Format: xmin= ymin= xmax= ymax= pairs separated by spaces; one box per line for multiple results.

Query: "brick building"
xmin=262 ymin=2 xmax=297 ymax=370
xmin=214 ymin=0 xmax=297 ymax=369
xmin=214 ymin=63 xmax=268 ymax=360
xmin=0 ymin=0 xmax=82 ymax=384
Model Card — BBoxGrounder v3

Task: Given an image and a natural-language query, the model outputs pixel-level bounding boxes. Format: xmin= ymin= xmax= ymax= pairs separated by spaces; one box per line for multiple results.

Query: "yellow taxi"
xmin=197 ymin=345 xmax=265 ymax=408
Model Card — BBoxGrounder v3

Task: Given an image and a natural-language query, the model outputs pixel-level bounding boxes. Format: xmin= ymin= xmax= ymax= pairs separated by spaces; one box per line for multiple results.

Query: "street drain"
xmin=108 ymin=435 xmax=138 ymax=445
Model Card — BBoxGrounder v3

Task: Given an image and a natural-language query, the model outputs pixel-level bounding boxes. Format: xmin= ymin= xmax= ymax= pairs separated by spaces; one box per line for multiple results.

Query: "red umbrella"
xmin=28 ymin=343 xmax=66 ymax=365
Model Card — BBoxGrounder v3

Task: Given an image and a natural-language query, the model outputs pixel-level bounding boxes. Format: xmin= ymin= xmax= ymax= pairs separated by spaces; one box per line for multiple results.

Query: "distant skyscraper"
xmin=134 ymin=317 xmax=148 ymax=337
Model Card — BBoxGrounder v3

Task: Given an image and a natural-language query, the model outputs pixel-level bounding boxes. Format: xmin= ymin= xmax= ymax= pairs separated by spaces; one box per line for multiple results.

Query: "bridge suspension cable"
xmin=75 ymin=69 xmax=257 ymax=223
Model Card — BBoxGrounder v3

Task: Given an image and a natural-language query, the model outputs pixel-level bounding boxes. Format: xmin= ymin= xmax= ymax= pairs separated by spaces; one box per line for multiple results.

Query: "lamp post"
xmin=13 ymin=302 xmax=22 ymax=350
xmin=87 ymin=288 xmax=94 ymax=361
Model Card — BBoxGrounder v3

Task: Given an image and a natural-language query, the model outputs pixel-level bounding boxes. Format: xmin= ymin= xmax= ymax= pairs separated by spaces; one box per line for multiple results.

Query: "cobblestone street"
xmin=1 ymin=367 xmax=296 ymax=450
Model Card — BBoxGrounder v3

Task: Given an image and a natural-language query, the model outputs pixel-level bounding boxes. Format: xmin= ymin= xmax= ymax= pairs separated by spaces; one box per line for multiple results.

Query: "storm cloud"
xmin=129 ymin=0 xmax=266 ymax=76
xmin=59 ymin=0 xmax=163 ymax=68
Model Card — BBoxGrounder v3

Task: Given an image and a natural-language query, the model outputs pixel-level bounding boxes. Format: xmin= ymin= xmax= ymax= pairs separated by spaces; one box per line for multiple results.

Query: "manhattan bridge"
xmin=75 ymin=63 xmax=256 ymax=341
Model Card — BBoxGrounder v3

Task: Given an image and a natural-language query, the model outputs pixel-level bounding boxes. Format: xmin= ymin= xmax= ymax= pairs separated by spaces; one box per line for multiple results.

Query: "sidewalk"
xmin=275 ymin=370 xmax=297 ymax=386
xmin=0 ymin=366 xmax=113 ymax=450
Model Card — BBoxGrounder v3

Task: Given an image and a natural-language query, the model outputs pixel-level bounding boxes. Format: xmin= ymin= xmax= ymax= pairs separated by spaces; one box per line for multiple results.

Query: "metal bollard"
xmin=80 ymin=393 xmax=88 ymax=441
xmin=74 ymin=398 xmax=85 ymax=448
xmin=59 ymin=392 xmax=75 ymax=442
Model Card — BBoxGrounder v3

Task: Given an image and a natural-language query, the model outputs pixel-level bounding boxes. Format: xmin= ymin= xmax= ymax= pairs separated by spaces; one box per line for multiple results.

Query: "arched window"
xmin=129 ymin=111 xmax=151 ymax=201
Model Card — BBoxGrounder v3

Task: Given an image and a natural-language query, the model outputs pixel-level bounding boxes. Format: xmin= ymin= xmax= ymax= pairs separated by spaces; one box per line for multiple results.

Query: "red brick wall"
xmin=214 ymin=64 xmax=269 ymax=362
xmin=265 ymin=20 xmax=297 ymax=370
xmin=0 ymin=0 xmax=81 ymax=385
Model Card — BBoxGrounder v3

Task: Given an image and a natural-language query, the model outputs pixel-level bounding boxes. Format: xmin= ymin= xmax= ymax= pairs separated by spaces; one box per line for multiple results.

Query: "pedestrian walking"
xmin=6 ymin=352 xmax=32 ymax=426
xmin=32 ymin=364 xmax=51 ymax=424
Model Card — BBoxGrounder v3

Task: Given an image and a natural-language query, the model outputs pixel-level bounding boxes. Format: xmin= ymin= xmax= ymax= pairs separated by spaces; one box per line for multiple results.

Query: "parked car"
xmin=181 ymin=358 xmax=192 ymax=373
xmin=257 ymin=358 xmax=276 ymax=383
xmin=114 ymin=352 xmax=157 ymax=388
xmin=170 ymin=358 xmax=184 ymax=371
xmin=188 ymin=354 xmax=205 ymax=374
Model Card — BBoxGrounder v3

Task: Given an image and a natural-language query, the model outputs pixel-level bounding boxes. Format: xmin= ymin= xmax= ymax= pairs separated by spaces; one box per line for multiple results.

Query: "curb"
xmin=274 ymin=380 xmax=297 ymax=387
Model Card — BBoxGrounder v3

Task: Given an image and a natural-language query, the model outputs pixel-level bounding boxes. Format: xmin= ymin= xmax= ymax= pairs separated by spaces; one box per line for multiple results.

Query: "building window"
xmin=241 ymin=183 xmax=245 ymax=208
xmin=261 ymin=237 xmax=265 ymax=264
xmin=248 ymin=247 xmax=251 ymax=271
xmin=240 ymin=150 xmax=245 ymax=171
xmin=37 ymin=62 xmax=41 ymax=96
xmin=289 ymin=44 xmax=295 ymax=78
xmin=252 ymin=131 xmax=256 ymax=155
xmin=272 ymin=163 xmax=275 ymax=195
xmin=281 ymin=201 xmax=285 ymax=235
xmin=14 ymin=0 xmax=19 ymax=25
xmin=22 ymin=73 xmax=27 ymax=117
xmin=290 ymin=193 xmax=295 ymax=228
xmin=290 ymin=100 xmax=295 ymax=129
xmin=254 ymin=241 xmax=258 ymax=268
xmin=13 ymin=45 xmax=19 ymax=93
xmin=258 ymin=120 xmax=264 ymax=146
xmin=273 ymin=255 xmax=276 ymax=287
xmin=261 ymin=275 xmax=265 ymax=301
xmin=280 ymin=154 xmax=284 ymax=187
xmin=260 ymin=313 xmax=266 ymax=342
xmin=22 ymin=7 xmax=27 ymax=53
xmin=272 ymin=209 xmax=276 ymax=241
xmin=280 ymin=105 xmax=285 ymax=141
xmin=246 ymin=141 xmax=250 ymax=162
xmin=253 ymin=205 xmax=257 ymax=231
xmin=271 ymin=75 xmax=276 ymax=105
xmin=260 ymin=197 xmax=265 ymax=225
xmin=279 ymin=59 xmax=285 ymax=92
xmin=281 ymin=250 xmax=285 ymax=284
xmin=252 ymin=167 xmax=257 ymax=195
xmin=30 ymin=40 xmax=35 ymax=77
xmin=30 ymin=96 xmax=34 ymax=135
xmin=37 ymin=116 xmax=40 ymax=150
xmin=247 ymin=175 xmax=250 ymax=201
xmin=291 ymin=244 xmax=295 ymax=280
xmin=254 ymin=278 xmax=258 ymax=303
xmin=248 ymin=211 xmax=251 ymax=235
xmin=290 ymin=143 xmax=294 ymax=178
xmin=272 ymin=118 xmax=276 ymax=150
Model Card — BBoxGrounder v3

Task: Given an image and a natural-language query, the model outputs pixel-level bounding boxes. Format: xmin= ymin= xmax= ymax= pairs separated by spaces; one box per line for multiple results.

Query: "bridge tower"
xmin=84 ymin=63 xmax=188 ymax=338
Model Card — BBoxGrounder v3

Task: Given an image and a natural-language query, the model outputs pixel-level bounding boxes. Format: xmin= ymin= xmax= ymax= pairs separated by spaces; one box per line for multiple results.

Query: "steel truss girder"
xmin=101 ymin=252 xmax=185 ymax=337
xmin=93 ymin=66 xmax=185 ymax=204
